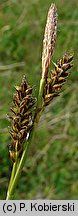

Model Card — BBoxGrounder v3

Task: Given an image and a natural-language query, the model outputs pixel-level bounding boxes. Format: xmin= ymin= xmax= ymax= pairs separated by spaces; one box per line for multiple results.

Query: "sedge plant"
xmin=6 ymin=3 xmax=73 ymax=200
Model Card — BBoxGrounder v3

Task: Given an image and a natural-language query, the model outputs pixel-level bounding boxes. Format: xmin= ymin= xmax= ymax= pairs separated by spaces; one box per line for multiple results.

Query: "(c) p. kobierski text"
xmin=31 ymin=202 xmax=74 ymax=212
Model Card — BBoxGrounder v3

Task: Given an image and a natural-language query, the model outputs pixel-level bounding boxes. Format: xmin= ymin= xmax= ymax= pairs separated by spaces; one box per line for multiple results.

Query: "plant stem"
xmin=34 ymin=78 xmax=45 ymax=124
xmin=38 ymin=78 xmax=45 ymax=107
xmin=7 ymin=160 xmax=19 ymax=193
xmin=6 ymin=140 xmax=30 ymax=200
xmin=6 ymin=78 xmax=45 ymax=200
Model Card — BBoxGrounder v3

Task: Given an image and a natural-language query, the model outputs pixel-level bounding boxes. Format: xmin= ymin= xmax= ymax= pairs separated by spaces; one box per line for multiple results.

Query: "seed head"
xmin=43 ymin=53 xmax=73 ymax=106
xmin=9 ymin=76 xmax=36 ymax=162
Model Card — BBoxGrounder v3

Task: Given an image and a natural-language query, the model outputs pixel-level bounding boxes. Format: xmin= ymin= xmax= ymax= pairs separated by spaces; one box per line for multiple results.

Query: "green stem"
xmin=37 ymin=78 xmax=45 ymax=108
xmin=6 ymin=141 xmax=29 ymax=200
xmin=34 ymin=78 xmax=45 ymax=124
xmin=6 ymin=78 xmax=45 ymax=200
xmin=7 ymin=160 xmax=19 ymax=194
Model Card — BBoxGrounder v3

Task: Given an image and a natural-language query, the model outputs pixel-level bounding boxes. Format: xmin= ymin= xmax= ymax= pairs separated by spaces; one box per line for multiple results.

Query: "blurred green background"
xmin=0 ymin=0 xmax=78 ymax=199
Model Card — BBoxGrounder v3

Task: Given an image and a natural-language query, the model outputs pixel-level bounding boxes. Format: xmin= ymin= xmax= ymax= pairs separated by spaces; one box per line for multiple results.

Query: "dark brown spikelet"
xmin=9 ymin=76 xmax=36 ymax=162
xmin=43 ymin=53 xmax=73 ymax=106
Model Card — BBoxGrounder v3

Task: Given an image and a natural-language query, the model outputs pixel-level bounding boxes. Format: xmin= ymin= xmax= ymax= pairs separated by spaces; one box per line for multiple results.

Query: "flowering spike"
xmin=42 ymin=4 xmax=57 ymax=80
xmin=43 ymin=53 xmax=73 ymax=106
xmin=9 ymin=77 xmax=36 ymax=162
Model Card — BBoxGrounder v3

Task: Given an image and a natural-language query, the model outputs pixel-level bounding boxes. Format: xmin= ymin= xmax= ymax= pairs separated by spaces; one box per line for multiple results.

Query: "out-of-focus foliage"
xmin=0 ymin=0 xmax=78 ymax=199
